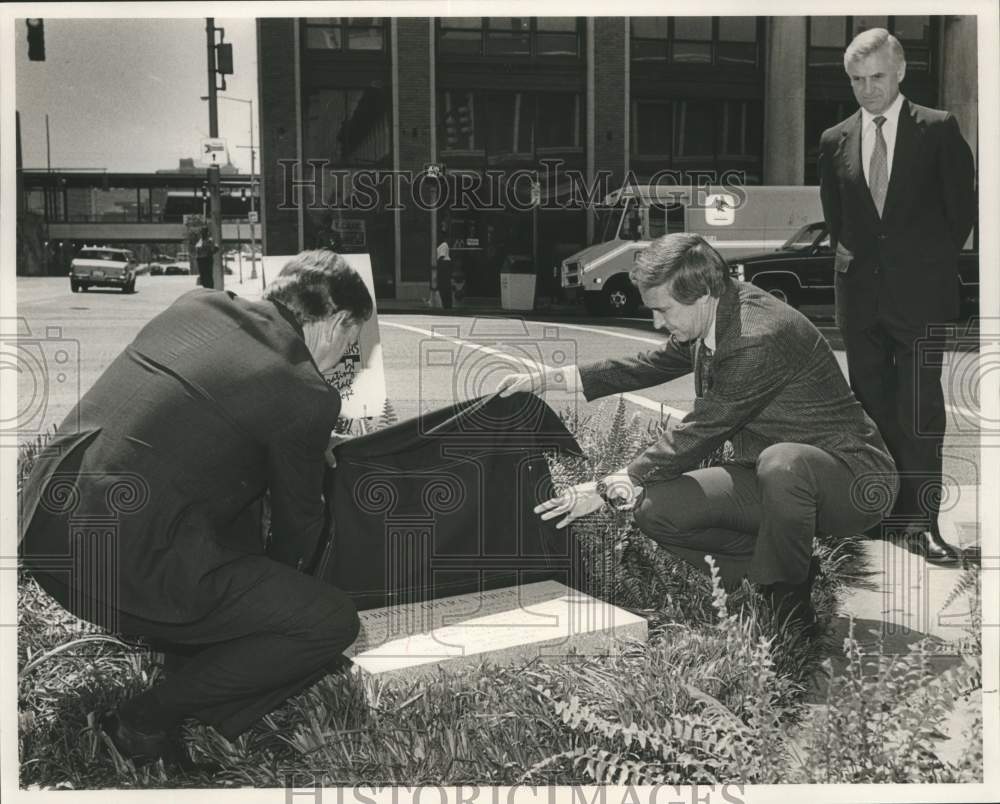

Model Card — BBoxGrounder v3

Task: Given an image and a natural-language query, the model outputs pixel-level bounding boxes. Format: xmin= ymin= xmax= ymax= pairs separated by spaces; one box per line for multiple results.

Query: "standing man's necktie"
xmin=695 ymin=341 xmax=714 ymax=397
xmin=869 ymin=115 xmax=888 ymax=216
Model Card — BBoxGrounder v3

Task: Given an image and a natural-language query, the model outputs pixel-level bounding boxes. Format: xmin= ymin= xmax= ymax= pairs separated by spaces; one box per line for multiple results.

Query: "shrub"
xmin=15 ymin=408 xmax=984 ymax=787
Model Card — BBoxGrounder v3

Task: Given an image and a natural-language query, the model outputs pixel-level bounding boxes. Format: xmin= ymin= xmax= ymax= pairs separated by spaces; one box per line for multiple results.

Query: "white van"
xmin=561 ymin=185 xmax=823 ymax=315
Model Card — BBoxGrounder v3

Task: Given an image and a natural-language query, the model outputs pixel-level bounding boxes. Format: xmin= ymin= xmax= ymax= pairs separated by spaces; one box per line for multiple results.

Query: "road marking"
xmin=382 ymin=320 xmax=689 ymax=421
xmin=527 ymin=320 xmax=664 ymax=346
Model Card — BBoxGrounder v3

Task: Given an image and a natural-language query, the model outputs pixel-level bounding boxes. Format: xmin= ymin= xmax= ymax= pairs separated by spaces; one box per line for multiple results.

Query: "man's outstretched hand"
xmin=496 ymin=366 xmax=575 ymax=397
xmin=534 ymin=481 xmax=605 ymax=529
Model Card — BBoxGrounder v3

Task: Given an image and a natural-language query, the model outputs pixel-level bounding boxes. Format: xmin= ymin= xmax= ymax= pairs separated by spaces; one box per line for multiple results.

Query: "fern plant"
xmin=526 ymin=558 xmax=795 ymax=784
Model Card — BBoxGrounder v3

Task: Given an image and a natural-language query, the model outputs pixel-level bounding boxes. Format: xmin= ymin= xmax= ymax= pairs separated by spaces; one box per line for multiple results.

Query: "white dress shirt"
xmin=861 ymin=92 xmax=905 ymax=185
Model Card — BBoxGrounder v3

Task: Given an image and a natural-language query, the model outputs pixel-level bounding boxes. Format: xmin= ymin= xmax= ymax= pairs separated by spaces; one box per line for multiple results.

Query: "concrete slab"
xmin=345 ymin=580 xmax=647 ymax=681
xmin=840 ymin=484 xmax=980 ymax=646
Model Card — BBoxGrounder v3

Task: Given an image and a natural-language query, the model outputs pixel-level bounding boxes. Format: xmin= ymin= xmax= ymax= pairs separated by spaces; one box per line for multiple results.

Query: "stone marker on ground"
xmin=345 ymin=580 xmax=647 ymax=680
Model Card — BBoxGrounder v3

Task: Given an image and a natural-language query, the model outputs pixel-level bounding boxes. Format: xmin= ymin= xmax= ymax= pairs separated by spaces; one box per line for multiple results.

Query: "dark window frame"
xmin=439 ymin=88 xmax=584 ymax=159
xmin=303 ymin=85 xmax=394 ymax=168
xmin=437 ymin=17 xmax=583 ymax=59
xmin=806 ymin=15 xmax=935 ymax=73
xmin=630 ymin=17 xmax=764 ymax=69
xmin=303 ymin=17 xmax=388 ymax=54
xmin=630 ymin=97 xmax=764 ymax=180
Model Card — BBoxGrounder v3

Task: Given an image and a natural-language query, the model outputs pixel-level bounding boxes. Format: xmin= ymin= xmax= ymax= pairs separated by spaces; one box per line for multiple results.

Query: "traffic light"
xmin=26 ymin=19 xmax=45 ymax=61
xmin=216 ymin=42 xmax=233 ymax=75
xmin=444 ymin=111 xmax=459 ymax=148
xmin=456 ymin=105 xmax=472 ymax=136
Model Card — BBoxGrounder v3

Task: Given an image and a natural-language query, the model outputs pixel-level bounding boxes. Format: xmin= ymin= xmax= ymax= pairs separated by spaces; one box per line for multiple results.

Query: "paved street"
xmin=14 ymin=274 xmax=982 ymax=495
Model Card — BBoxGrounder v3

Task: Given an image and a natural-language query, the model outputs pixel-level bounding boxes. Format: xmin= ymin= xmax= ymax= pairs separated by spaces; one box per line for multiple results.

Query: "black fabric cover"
xmin=315 ymin=392 xmax=583 ymax=610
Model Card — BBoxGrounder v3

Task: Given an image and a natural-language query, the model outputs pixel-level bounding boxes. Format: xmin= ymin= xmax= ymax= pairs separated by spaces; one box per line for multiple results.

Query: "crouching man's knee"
xmin=305 ymin=587 xmax=360 ymax=659
xmin=756 ymin=444 xmax=812 ymax=496
xmin=633 ymin=490 xmax=682 ymax=544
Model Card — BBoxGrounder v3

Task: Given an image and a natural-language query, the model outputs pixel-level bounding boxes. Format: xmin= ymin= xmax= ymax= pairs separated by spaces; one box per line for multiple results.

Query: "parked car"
xmin=731 ymin=222 xmax=979 ymax=314
xmin=69 ymin=247 xmax=138 ymax=293
xmin=163 ymin=262 xmax=190 ymax=276
xmin=149 ymin=261 xmax=166 ymax=276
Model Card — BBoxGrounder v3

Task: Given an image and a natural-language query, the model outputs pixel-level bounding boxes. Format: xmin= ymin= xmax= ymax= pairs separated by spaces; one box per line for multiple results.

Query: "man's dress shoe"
xmin=764 ymin=556 xmax=822 ymax=636
xmin=101 ymin=710 xmax=183 ymax=766
xmin=907 ymin=528 xmax=960 ymax=564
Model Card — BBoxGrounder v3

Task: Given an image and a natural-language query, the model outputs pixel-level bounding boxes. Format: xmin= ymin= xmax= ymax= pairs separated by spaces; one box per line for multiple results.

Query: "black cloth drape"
xmin=315 ymin=392 xmax=583 ymax=610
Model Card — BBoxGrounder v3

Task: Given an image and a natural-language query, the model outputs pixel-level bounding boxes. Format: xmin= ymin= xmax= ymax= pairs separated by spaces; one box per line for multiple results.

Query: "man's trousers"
xmin=632 ymin=442 xmax=887 ymax=589
xmin=841 ymin=316 xmax=946 ymax=531
xmin=33 ymin=556 xmax=359 ymax=740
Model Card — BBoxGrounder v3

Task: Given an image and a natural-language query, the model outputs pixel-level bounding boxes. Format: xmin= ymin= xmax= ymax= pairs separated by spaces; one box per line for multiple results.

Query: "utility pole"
xmin=44 ymin=113 xmax=52 ymax=274
xmin=206 ymin=17 xmax=223 ymax=289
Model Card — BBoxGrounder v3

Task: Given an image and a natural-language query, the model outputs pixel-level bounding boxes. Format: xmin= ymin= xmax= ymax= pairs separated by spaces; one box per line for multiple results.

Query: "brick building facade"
xmin=257 ymin=16 xmax=978 ymax=301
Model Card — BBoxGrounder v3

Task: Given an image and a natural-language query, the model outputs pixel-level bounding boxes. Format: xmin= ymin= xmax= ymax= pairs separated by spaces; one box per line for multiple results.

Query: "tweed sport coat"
xmin=818 ymin=99 xmax=976 ymax=331
xmin=19 ymin=289 xmax=342 ymax=624
xmin=578 ymin=281 xmax=896 ymax=488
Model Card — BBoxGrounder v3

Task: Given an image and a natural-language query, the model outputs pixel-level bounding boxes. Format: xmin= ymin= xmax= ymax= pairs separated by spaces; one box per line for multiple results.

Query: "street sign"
xmin=247 ymin=211 xmax=259 ymax=224
xmin=199 ymin=137 xmax=227 ymax=166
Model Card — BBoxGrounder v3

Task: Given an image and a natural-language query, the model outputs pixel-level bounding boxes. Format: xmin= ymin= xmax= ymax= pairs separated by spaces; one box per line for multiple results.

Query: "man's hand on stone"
xmin=534 ymin=481 xmax=605 ymax=529
xmin=325 ymin=433 xmax=354 ymax=468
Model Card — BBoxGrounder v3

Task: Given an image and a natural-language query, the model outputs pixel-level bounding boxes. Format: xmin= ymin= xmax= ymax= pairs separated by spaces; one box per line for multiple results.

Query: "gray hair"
xmin=263 ymin=249 xmax=373 ymax=325
xmin=629 ymin=233 xmax=731 ymax=303
xmin=844 ymin=27 xmax=906 ymax=70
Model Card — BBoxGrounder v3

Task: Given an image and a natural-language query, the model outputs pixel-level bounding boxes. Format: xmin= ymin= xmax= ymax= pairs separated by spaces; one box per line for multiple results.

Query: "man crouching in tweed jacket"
xmin=499 ymin=233 xmax=898 ymax=631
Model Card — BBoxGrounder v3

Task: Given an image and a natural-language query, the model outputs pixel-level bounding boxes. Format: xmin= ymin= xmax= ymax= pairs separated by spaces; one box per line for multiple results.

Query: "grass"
xmin=17 ymin=401 xmax=984 ymax=788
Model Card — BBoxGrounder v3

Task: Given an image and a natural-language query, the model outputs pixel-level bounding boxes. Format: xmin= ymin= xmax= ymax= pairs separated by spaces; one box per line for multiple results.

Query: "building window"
xmin=437 ymin=18 xmax=581 ymax=57
xmin=441 ymin=91 xmax=479 ymax=152
xmin=440 ymin=90 xmax=582 ymax=159
xmin=630 ymin=17 xmax=761 ymax=68
xmin=304 ymin=18 xmax=385 ymax=52
xmin=807 ymin=16 xmax=933 ymax=71
xmin=304 ymin=86 xmax=392 ymax=166
xmin=536 ymin=93 xmax=581 ymax=151
xmin=632 ymin=98 xmax=763 ymax=180
xmin=804 ymin=99 xmax=854 ymax=183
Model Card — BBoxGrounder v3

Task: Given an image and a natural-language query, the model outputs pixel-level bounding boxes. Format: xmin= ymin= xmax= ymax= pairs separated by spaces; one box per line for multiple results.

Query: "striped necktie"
xmin=869 ymin=115 xmax=888 ymax=216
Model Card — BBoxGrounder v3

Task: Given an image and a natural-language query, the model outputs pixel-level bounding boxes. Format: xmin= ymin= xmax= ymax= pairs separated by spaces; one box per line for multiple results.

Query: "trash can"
xmin=499 ymin=255 xmax=537 ymax=311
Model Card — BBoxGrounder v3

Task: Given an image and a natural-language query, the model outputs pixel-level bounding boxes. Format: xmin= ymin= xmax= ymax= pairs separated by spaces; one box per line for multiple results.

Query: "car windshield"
xmin=782 ymin=223 xmax=826 ymax=250
xmin=593 ymin=202 xmax=626 ymax=245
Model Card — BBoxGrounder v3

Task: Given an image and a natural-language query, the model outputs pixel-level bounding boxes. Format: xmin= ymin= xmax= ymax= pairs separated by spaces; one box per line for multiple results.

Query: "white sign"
xmin=247 ymin=211 xmax=259 ymax=224
xmin=704 ymin=193 xmax=737 ymax=226
xmin=199 ymin=137 xmax=227 ymax=165
xmin=262 ymin=254 xmax=386 ymax=420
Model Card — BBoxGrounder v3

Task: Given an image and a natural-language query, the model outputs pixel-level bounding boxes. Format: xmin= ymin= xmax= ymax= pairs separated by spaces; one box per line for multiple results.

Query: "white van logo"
xmin=705 ymin=194 xmax=736 ymax=226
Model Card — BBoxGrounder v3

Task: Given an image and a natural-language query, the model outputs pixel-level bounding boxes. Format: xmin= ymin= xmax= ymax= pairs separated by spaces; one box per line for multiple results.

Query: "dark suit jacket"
xmin=19 ymin=289 xmax=341 ymax=624
xmin=818 ymin=99 xmax=976 ymax=330
xmin=578 ymin=281 xmax=896 ymax=487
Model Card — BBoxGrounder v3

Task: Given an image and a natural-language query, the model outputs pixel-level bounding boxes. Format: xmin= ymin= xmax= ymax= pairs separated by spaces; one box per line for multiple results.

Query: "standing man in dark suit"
xmin=818 ymin=28 xmax=976 ymax=562
xmin=498 ymin=234 xmax=898 ymax=629
xmin=19 ymin=250 xmax=373 ymax=764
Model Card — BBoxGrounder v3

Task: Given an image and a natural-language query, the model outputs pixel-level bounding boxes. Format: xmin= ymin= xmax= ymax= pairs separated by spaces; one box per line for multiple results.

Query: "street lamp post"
xmin=203 ymin=93 xmax=257 ymax=280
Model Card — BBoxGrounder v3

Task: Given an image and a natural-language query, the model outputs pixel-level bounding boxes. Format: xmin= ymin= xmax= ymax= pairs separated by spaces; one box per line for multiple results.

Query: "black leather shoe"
xmin=100 ymin=710 xmax=184 ymax=766
xmin=908 ymin=528 xmax=960 ymax=564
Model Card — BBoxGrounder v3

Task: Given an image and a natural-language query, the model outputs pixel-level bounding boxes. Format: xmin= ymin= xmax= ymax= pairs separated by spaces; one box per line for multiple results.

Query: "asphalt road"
xmin=12 ymin=275 xmax=982 ymax=487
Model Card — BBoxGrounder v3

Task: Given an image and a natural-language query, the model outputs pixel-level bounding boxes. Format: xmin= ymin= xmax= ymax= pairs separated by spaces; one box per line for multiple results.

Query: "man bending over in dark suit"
xmin=19 ymin=250 xmax=373 ymax=764
xmin=498 ymin=233 xmax=898 ymax=631
xmin=818 ymin=28 xmax=976 ymax=563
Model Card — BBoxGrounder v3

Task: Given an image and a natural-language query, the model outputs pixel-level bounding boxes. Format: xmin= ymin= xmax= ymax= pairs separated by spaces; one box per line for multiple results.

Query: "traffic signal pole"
xmin=206 ymin=18 xmax=224 ymax=289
